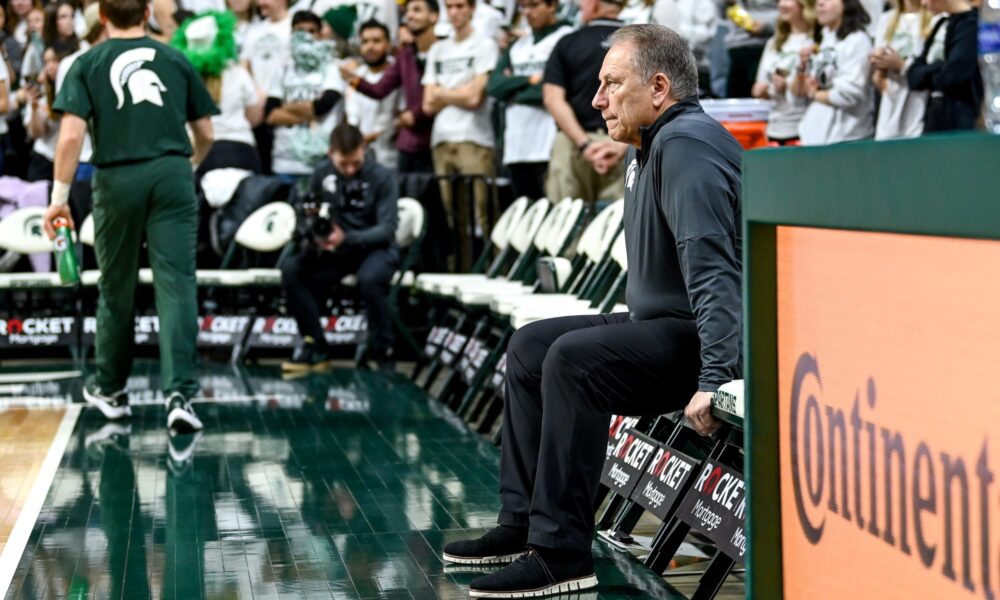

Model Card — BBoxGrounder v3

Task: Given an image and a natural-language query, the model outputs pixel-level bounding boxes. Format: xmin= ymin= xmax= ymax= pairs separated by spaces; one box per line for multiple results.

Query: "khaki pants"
xmin=545 ymin=130 xmax=625 ymax=205
xmin=432 ymin=141 xmax=494 ymax=271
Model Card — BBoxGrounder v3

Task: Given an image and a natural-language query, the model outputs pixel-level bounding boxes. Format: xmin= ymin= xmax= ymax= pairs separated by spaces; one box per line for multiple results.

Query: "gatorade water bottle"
xmin=53 ymin=217 xmax=80 ymax=285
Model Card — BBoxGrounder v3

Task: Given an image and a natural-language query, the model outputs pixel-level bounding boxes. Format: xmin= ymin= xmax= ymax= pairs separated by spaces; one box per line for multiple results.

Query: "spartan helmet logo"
xmin=109 ymin=48 xmax=168 ymax=109
xmin=625 ymin=159 xmax=638 ymax=191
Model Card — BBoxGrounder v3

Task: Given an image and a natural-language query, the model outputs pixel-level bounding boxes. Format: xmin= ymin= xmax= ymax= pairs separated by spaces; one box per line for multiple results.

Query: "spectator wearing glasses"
xmin=487 ymin=0 xmax=572 ymax=201
xmin=792 ymin=0 xmax=873 ymax=145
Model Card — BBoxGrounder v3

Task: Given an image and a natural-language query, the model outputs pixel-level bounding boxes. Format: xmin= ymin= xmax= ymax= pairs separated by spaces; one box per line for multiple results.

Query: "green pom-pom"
xmin=171 ymin=10 xmax=238 ymax=78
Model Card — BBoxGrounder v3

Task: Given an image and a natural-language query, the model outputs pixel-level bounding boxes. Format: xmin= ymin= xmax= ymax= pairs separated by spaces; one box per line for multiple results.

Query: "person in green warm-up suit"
xmin=43 ymin=0 xmax=218 ymax=431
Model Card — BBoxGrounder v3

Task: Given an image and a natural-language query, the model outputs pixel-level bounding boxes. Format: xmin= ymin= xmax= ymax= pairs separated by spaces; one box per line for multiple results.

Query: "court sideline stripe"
xmin=0 ymin=371 xmax=82 ymax=384
xmin=0 ymin=404 xmax=81 ymax=599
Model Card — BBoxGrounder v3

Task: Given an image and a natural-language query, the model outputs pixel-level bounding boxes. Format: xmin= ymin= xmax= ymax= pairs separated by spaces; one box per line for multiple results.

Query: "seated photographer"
xmin=281 ymin=123 xmax=400 ymax=373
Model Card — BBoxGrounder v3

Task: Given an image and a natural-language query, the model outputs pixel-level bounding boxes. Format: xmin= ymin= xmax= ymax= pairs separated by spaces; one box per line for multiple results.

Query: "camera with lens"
xmin=301 ymin=192 xmax=336 ymax=242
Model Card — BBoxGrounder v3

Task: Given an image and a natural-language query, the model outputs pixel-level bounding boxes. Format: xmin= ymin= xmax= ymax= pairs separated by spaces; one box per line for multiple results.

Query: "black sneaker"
xmin=468 ymin=548 xmax=597 ymax=598
xmin=82 ymin=378 xmax=130 ymax=420
xmin=443 ymin=525 xmax=529 ymax=565
xmin=282 ymin=341 xmax=332 ymax=373
xmin=166 ymin=392 xmax=203 ymax=432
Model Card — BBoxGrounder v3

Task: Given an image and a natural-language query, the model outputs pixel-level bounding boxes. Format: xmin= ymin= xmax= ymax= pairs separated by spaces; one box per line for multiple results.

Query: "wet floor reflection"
xmin=4 ymin=363 xmax=674 ymax=599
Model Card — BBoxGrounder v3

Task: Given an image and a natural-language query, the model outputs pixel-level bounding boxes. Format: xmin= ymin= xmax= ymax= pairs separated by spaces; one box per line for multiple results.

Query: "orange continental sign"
xmin=777 ymin=226 xmax=1000 ymax=599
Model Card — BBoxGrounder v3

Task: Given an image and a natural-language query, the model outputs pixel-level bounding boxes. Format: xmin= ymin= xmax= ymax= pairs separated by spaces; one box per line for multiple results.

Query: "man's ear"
xmin=651 ymin=72 xmax=672 ymax=110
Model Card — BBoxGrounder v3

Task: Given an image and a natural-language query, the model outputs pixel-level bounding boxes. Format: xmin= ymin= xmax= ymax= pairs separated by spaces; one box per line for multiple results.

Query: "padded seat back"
xmin=395 ymin=197 xmax=424 ymax=248
xmin=234 ymin=202 xmax=297 ymax=253
xmin=0 ymin=207 xmax=52 ymax=254
xmin=543 ymin=198 xmax=584 ymax=256
xmin=531 ymin=197 xmax=572 ymax=253
xmin=508 ymin=198 xmax=550 ymax=253
xmin=490 ymin=196 xmax=529 ymax=250
xmin=583 ymin=199 xmax=624 ymax=261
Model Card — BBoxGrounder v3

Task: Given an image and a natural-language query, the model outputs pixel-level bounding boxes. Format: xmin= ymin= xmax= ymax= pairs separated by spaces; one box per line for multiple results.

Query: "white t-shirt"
xmin=345 ymin=62 xmax=399 ymax=169
xmin=268 ymin=61 xmax=345 ymax=175
xmin=502 ymin=25 xmax=572 ymax=164
xmin=422 ymin=33 xmax=499 ymax=149
xmin=177 ymin=0 xmax=227 ymax=13
xmin=874 ymin=11 xmax=932 ymax=140
xmin=435 ymin=3 xmax=506 ymax=44
xmin=55 ymin=48 xmax=94 ymax=162
xmin=214 ymin=63 xmax=260 ymax=146
xmin=755 ymin=32 xmax=811 ymax=139
xmin=241 ymin=15 xmax=292 ymax=93
xmin=653 ymin=0 xmax=718 ymax=61
xmin=24 ymin=97 xmax=59 ymax=161
xmin=798 ymin=28 xmax=874 ymax=145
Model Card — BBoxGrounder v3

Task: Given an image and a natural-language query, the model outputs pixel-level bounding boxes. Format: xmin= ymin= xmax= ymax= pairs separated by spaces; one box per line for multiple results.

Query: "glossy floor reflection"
xmin=3 ymin=363 xmax=683 ymax=600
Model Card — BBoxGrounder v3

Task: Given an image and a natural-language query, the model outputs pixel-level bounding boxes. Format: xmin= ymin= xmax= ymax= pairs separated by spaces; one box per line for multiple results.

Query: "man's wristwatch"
xmin=578 ymin=140 xmax=591 ymax=154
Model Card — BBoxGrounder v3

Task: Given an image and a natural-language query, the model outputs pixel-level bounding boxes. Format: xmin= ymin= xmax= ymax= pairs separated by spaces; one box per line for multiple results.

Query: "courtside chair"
xmin=421 ymin=198 xmax=585 ymax=406
xmin=417 ymin=196 xmax=549 ymax=297
xmin=413 ymin=195 xmax=530 ymax=294
xmin=0 ymin=207 xmax=62 ymax=289
xmin=488 ymin=199 xmax=624 ymax=318
xmin=411 ymin=198 xmax=550 ymax=382
xmin=449 ymin=197 xmax=586 ymax=307
xmin=453 ymin=203 xmax=625 ymax=425
xmin=508 ymin=229 xmax=629 ymax=331
xmin=79 ymin=201 xmax=298 ymax=289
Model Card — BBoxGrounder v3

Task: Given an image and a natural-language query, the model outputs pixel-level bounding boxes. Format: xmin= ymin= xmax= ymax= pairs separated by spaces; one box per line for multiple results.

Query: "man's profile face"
xmin=593 ymin=43 xmax=660 ymax=147
xmin=445 ymin=0 xmax=473 ymax=30
xmin=405 ymin=0 xmax=438 ymax=34
xmin=359 ymin=27 xmax=390 ymax=65
xmin=331 ymin=146 xmax=366 ymax=178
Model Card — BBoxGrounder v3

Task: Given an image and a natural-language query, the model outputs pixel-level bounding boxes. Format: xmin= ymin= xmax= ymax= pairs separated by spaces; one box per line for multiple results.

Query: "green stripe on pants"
xmin=93 ymin=155 xmax=199 ymax=399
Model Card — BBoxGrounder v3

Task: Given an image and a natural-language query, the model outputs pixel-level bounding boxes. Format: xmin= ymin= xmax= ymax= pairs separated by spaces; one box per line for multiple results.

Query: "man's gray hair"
xmin=608 ymin=24 xmax=699 ymax=101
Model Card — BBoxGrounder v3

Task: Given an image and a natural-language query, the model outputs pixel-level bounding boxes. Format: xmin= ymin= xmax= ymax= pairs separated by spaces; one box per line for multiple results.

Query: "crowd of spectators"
xmin=0 ymin=0 xmax=986 ymax=264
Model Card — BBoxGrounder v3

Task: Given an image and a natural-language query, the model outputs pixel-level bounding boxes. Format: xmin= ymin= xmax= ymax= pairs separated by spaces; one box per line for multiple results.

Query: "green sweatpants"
xmin=92 ymin=155 xmax=199 ymax=399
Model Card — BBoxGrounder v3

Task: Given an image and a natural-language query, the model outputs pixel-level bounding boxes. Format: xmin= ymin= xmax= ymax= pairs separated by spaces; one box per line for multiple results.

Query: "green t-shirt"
xmin=53 ymin=37 xmax=219 ymax=167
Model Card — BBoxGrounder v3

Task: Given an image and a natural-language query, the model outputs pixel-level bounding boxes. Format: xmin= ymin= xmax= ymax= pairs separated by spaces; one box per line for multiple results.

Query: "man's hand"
xmin=684 ymin=390 xmax=721 ymax=437
xmin=318 ymin=223 xmax=346 ymax=251
xmin=528 ymin=72 xmax=543 ymax=86
xmin=395 ymin=110 xmax=416 ymax=129
xmin=339 ymin=60 xmax=361 ymax=87
xmin=398 ymin=26 xmax=414 ymax=45
xmin=584 ymin=140 xmax=627 ymax=175
xmin=43 ymin=203 xmax=73 ymax=240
